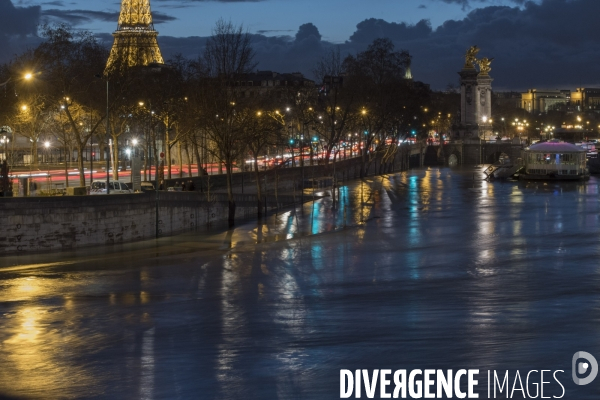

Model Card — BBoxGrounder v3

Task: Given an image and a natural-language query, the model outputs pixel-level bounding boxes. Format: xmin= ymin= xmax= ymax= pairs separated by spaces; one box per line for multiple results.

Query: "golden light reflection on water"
xmin=0 ymin=276 xmax=44 ymax=302
xmin=0 ymin=304 xmax=96 ymax=398
xmin=4 ymin=307 xmax=42 ymax=345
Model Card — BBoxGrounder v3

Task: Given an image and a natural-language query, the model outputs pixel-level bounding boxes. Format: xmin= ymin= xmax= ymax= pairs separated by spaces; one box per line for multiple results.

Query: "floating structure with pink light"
xmin=520 ymin=141 xmax=589 ymax=180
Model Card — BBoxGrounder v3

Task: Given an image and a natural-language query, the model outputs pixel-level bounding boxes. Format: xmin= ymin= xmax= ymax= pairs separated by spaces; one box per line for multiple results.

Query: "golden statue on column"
xmin=464 ymin=45 xmax=480 ymax=69
xmin=477 ymin=57 xmax=494 ymax=75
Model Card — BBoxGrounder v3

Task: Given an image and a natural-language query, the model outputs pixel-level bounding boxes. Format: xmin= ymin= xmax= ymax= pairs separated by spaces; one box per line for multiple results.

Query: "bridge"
xmin=409 ymin=140 xmax=526 ymax=167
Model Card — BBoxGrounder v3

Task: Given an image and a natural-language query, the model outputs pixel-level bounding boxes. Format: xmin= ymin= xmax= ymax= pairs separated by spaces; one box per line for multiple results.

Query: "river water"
xmin=1 ymin=167 xmax=600 ymax=399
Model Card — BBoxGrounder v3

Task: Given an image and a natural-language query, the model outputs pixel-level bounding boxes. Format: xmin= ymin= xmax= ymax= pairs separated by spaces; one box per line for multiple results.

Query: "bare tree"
xmin=10 ymin=94 xmax=50 ymax=166
xmin=200 ymin=19 xmax=257 ymax=227
xmin=311 ymin=48 xmax=358 ymax=167
xmin=244 ymin=98 xmax=285 ymax=217
xmin=30 ymin=24 xmax=109 ymax=186
xmin=344 ymin=38 xmax=412 ymax=176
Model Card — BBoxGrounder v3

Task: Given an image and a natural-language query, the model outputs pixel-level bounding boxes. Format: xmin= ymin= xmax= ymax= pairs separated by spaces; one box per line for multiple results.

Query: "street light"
xmin=1 ymin=135 xmax=9 ymax=161
xmin=0 ymin=71 xmax=34 ymax=88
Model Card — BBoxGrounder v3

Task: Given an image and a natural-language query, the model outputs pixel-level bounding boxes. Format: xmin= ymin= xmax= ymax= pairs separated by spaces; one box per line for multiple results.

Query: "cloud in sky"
xmin=182 ymin=0 xmax=597 ymax=91
xmin=1 ymin=0 xmax=599 ymax=92
xmin=0 ymin=0 xmax=40 ymax=36
xmin=0 ymin=0 xmax=41 ymax=62
xmin=432 ymin=0 xmax=529 ymax=10
xmin=41 ymin=9 xmax=177 ymax=25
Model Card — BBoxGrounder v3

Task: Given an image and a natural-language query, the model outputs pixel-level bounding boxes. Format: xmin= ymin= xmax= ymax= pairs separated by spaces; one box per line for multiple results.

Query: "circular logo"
xmin=573 ymin=351 xmax=598 ymax=385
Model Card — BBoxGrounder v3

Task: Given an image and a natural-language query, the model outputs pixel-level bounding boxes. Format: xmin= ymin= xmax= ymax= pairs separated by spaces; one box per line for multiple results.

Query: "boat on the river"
xmin=484 ymin=153 xmax=523 ymax=180
xmin=520 ymin=141 xmax=589 ymax=180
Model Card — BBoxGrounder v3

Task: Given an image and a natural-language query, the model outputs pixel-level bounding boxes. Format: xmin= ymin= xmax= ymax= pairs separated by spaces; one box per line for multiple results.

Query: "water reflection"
xmin=2 ymin=169 xmax=600 ymax=398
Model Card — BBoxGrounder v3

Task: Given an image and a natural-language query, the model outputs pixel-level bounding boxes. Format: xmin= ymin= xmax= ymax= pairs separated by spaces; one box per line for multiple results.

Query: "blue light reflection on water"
xmin=2 ymin=168 xmax=600 ymax=398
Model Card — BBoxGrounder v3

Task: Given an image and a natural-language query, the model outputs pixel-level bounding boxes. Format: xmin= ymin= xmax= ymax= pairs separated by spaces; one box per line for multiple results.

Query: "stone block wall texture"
xmin=0 ymin=153 xmax=404 ymax=255
xmin=0 ymin=192 xmax=262 ymax=254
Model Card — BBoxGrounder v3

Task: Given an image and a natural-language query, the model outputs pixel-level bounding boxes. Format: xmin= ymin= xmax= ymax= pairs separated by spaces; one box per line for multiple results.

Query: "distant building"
xmin=519 ymin=87 xmax=600 ymax=113
xmin=520 ymin=89 xmax=570 ymax=113
xmin=571 ymin=88 xmax=600 ymax=111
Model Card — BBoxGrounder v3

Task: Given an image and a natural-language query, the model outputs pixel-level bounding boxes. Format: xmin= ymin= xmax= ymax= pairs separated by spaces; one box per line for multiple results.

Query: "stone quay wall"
xmin=0 ymin=192 xmax=303 ymax=255
xmin=0 ymin=152 xmax=407 ymax=255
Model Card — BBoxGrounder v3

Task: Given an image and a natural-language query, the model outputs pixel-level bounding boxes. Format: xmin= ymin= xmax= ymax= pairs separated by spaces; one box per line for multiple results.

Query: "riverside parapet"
xmin=0 ymin=192 xmax=295 ymax=254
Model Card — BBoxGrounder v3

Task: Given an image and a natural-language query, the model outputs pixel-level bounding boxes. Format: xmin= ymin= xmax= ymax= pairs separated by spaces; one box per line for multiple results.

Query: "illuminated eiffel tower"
xmin=105 ymin=0 xmax=164 ymax=73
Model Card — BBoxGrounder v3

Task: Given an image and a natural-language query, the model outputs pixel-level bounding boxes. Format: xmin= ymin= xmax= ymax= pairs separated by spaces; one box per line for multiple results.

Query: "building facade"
xmin=520 ymin=88 xmax=600 ymax=113
xmin=520 ymin=89 xmax=570 ymax=113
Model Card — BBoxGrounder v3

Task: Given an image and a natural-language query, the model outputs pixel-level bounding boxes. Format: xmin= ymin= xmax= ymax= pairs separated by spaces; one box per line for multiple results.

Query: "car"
xmin=139 ymin=181 xmax=155 ymax=193
xmin=90 ymin=180 xmax=132 ymax=195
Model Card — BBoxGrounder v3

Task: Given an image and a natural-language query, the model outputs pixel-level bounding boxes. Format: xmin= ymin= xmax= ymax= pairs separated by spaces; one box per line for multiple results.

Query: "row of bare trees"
xmin=0 ymin=20 xmax=437 ymax=226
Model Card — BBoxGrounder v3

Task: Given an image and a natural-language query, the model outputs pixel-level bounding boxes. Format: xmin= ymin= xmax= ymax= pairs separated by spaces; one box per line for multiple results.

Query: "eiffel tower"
xmin=105 ymin=0 xmax=164 ymax=73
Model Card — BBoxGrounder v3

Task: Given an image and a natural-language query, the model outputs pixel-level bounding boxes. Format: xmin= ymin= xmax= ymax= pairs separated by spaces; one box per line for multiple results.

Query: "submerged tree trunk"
xmin=360 ymin=147 xmax=367 ymax=178
xmin=226 ymin=162 xmax=236 ymax=227
xmin=254 ymin=158 xmax=263 ymax=218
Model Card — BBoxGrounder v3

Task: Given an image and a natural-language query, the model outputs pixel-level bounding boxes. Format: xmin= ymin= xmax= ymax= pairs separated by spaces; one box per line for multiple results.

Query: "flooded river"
xmin=1 ymin=167 xmax=600 ymax=399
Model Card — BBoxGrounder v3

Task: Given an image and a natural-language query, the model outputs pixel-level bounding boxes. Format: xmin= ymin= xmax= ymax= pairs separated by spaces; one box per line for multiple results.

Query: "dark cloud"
xmin=41 ymin=9 xmax=176 ymax=25
xmin=416 ymin=0 xmax=600 ymax=89
xmin=0 ymin=0 xmax=41 ymax=64
xmin=434 ymin=0 xmax=469 ymax=8
xmin=0 ymin=0 xmax=40 ymax=36
xmin=42 ymin=9 xmax=118 ymax=25
xmin=295 ymin=23 xmax=321 ymax=42
xmin=155 ymin=0 xmax=597 ymax=91
xmin=432 ymin=0 xmax=529 ymax=8
xmin=256 ymin=29 xmax=294 ymax=34
xmin=348 ymin=18 xmax=432 ymax=45
xmin=2 ymin=0 xmax=599 ymax=93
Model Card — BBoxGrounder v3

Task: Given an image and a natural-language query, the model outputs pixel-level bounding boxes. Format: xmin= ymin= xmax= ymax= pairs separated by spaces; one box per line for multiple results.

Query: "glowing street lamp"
xmin=42 ymin=140 xmax=52 ymax=169
xmin=0 ymin=135 xmax=9 ymax=162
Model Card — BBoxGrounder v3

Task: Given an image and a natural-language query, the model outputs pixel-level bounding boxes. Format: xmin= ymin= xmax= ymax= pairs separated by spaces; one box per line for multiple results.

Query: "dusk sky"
xmin=2 ymin=0 xmax=600 ymax=91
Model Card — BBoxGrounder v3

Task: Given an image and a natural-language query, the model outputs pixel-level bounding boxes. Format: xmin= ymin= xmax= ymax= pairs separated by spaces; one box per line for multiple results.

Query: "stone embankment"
xmin=1 ymin=153 xmax=406 ymax=254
